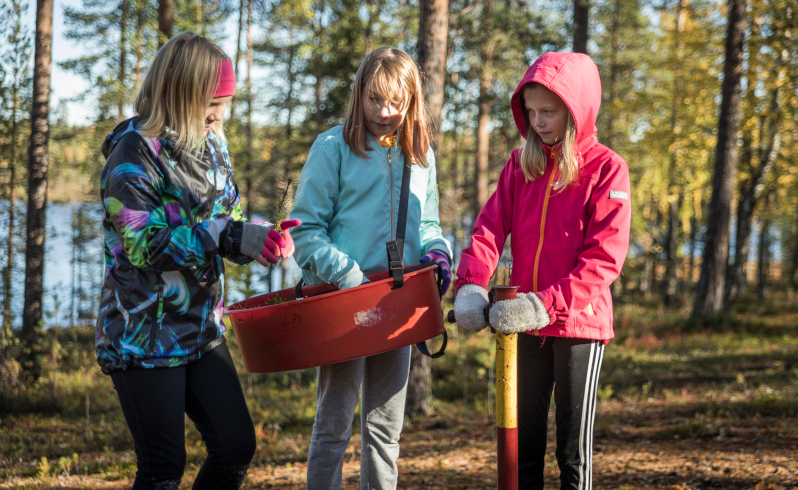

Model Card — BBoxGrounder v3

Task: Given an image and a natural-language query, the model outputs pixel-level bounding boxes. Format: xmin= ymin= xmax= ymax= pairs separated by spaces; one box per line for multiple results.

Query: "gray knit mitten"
xmin=239 ymin=221 xmax=274 ymax=260
xmin=489 ymin=292 xmax=550 ymax=334
xmin=453 ymin=284 xmax=490 ymax=332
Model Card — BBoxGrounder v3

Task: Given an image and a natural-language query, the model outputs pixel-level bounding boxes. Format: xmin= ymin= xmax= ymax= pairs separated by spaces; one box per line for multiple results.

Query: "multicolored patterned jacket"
xmin=96 ymin=117 xmax=252 ymax=374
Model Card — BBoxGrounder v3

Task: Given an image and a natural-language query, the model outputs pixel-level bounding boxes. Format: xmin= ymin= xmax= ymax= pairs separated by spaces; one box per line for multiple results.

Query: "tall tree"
xmin=158 ymin=0 xmax=173 ymax=44
xmin=473 ymin=0 xmax=494 ymax=221
xmin=406 ymin=0 xmax=448 ymax=418
xmin=692 ymin=0 xmax=747 ymax=317
xmin=21 ymin=0 xmax=54 ymax=380
xmin=573 ymin=0 xmax=589 ymax=54
xmin=1 ymin=0 xmax=31 ymax=404
xmin=663 ymin=0 xmax=689 ymax=305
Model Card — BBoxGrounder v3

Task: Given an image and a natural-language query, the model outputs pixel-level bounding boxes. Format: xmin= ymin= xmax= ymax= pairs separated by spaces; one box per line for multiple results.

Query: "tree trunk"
xmin=314 ymin=1 xmax=326 ymax=135
xmin=692 ymin=0 xmax=746 ymax=318
xmin=663 ymin=0 xmax=689 ymax=305
xmin=406 ymin=0 xmax=449 ymax=418
xmin=244 ymin=0 xmax=253 ymax=220
xmin=474 ymin=0 xmax=493 ymax=221
xmin=134 ymin=5 xmax=144 ymax=92
xmin=195 ymin=0 xmax=202 ymax=33
xmin=158 ymin=0 xmax=173 ymax=45
xmin=757 ymin=205 xmax=771 ymax=299
xmin=229 ymin=0 xmax=245 ymax=121
xmin=22 ymin=0 xmax=54 ymax=381
xmin=573 ymin=0 xmax=589 ymax=54
xmin=791 ymin=200 xmax=798 ymax=286
xmin=417 ymin=0 xmax=448 ymax=152
xmin=118 ymin=0 xmax=128 ymax=121
xmin=2 ymin=69 xmax=21 ymax=405
xmin=363 ymin=0 xmax=381 ymax=56
xmin=689 ymin=203 xmax=698 ymax=285
xmin=726 ymin=85 xmax=780 ymax=303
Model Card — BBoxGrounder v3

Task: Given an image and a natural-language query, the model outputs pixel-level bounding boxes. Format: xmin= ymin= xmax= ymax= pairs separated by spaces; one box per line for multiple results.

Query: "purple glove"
xmin=420 ymin=250 xmax=452 ymax=295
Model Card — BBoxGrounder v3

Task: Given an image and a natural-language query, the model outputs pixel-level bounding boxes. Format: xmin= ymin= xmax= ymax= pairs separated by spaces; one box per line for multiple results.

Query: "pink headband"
xmin=214 ymin=60 xmax=236 ymax=97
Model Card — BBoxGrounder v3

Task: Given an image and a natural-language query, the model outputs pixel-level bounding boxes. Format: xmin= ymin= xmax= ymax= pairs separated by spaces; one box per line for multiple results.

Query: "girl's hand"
xmin=277 ymin=219 xmax=302 ymax=258
xmin=453 ymin=284 xmax=490 ymax=332
xmin=241 ymin=221 xmax=283 ymax=266
xmin=420 ymin=250 xmax=451 ymax=295
xmin=489 ymin=293 xmax=550 ymax=334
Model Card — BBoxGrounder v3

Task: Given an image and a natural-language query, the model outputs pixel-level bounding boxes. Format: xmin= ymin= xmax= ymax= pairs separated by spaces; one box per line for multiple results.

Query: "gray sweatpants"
xmin=306 ymin=345 xmax=411 ymax=490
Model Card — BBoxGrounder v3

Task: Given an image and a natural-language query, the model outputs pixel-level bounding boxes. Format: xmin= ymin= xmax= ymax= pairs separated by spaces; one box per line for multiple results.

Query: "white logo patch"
xmin=609 ymin=191 xmax=628 ymax=200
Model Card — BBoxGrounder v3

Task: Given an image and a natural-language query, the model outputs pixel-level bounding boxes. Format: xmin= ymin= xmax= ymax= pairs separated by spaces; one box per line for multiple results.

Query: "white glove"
xmin=489 ymin=292 xmax=550 ymax=334
xmin=453 ymin=284 xmax=490 ymax=332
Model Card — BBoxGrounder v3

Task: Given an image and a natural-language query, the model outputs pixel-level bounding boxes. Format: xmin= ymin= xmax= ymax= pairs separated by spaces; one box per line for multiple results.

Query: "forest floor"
xmin=1 ymin=291 xmax=797 ymax=489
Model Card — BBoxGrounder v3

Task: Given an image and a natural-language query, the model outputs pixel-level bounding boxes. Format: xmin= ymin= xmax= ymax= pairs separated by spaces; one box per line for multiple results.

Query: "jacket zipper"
xmin=532 ymin=154 xmax=558 ymax=334
xmin=150 ymin=286 xmax=164 ymax=352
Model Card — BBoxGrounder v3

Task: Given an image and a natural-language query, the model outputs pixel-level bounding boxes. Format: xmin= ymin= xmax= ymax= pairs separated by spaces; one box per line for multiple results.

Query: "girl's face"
xmin=524 ymin=84 xmax=570 ymax=146
xmin=361 ymin=91 xmax=408 ymax=142
xmin=204 ymin=96 xmax=233 ymax=136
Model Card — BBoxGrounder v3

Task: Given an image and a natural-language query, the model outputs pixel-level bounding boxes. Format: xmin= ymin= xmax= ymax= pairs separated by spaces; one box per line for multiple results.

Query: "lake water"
xmin=0 ymin=201 xmax=302 ymax=328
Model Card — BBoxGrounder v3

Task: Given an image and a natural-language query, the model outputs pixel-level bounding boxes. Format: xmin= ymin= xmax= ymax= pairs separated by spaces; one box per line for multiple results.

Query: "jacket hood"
xmin=102 ymin=117 xmax=142 ymax=159
xmin=510 ymin=52 xmax=602 ymax=154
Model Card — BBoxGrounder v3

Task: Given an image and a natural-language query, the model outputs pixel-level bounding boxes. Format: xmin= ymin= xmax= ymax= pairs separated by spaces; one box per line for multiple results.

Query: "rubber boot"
xmin=193 ymin=463 xmax=250 ymax=490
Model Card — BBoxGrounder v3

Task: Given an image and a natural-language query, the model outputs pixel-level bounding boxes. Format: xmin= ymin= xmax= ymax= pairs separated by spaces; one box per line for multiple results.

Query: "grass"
xmin=1 ymin=290 xmax=797 ymax=488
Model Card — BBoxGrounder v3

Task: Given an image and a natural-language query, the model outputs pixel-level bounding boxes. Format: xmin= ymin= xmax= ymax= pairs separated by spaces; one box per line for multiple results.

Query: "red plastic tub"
xmin=224 ymin=264 xmax=446 ymax=373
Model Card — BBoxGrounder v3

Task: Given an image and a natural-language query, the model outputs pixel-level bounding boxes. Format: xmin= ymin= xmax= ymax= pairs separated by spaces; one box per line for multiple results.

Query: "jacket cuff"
xmin=427 ymin=248 xmax=451 ymax=265
xmin=335 ymin=267 xmax=366 ymax=290
xmin=230 ymin=221 xmax=244 ymax=253
xmin=455 ymin=275 xmax=488 ymax=292
xmin=535 ymin=292 xmax=558 ymax=326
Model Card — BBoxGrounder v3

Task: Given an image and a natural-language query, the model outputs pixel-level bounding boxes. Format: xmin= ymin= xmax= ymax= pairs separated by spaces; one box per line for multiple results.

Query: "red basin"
xmin=224 ymin=264 xmax=445 ymax=373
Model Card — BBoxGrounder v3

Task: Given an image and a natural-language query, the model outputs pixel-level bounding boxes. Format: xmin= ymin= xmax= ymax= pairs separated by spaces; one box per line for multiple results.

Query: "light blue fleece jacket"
xmin=291 ymin=126 xmax=452 ymax=289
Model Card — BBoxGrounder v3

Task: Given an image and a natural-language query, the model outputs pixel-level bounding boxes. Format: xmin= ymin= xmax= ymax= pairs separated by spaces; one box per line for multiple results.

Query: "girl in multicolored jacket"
xmin=454 ymin=53 xmax=631 ymax=489
xmin=97 ymin=32 xmax=299 ymax=489
xmin=290 ymin=47 xmax=452 ymax=489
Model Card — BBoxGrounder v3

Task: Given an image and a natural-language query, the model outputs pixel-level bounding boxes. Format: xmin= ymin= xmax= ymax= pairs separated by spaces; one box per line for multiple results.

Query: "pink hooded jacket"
xmin=455 ymin=52 xmax=631 ymax=341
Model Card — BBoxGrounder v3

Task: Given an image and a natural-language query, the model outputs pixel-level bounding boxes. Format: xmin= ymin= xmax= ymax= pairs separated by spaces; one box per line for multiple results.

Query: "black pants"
xmin=111 ymin=341 xmax=256 ymax=490
xmin=518 ymin=334 xmax=605 ymax=490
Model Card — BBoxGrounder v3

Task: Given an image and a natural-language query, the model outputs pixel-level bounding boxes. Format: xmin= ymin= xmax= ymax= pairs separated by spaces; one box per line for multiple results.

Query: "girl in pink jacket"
xmin=454 ymin=52 xmax=631 ymax=489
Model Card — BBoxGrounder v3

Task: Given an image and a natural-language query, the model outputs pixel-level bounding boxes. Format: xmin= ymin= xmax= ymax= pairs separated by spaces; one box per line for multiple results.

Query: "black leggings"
xmin=111 ymin=341 xmax=256 ymax=490
xmin=518 ymin=334 xmax=605 ymax=490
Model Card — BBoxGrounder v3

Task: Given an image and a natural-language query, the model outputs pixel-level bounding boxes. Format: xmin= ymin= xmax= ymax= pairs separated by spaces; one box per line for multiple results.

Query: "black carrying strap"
xmin=386 ymin=159 xmax=412 ymax=290
xmin=416 ymin=329 xmax=447 ymax=358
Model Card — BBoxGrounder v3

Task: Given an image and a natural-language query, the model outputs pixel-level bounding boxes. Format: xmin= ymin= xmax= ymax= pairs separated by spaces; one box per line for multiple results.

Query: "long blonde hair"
xmin=519 ymin=84 xmax=579 ymax=191
xmin=343 ymin=47 xmax=432 ymax=167
xmin=134 ymin=32 xmax=229 ymax=154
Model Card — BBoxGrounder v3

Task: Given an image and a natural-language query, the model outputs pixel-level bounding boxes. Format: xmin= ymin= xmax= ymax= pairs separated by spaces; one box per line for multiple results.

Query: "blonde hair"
xmin=343 ymin=47 xmax=432 ymax=167
xmin=519 ymin=84 xmax=579 ymax=191
xmin=134 ymin=32 xmax=229 ymax=154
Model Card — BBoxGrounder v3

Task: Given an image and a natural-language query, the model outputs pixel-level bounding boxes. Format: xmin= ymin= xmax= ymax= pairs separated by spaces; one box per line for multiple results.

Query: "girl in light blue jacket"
xmin=291 ymin=47 xmax=452 ymax=490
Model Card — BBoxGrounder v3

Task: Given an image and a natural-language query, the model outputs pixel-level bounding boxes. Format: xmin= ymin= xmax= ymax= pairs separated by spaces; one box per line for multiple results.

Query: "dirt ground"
xmin=3 ymin=299 xmax=798 ymax=489
xmin=12 ymin=406 xmax=795 ymax=490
